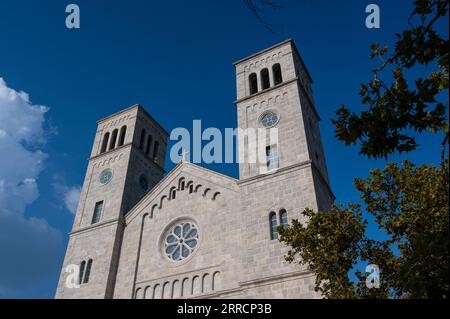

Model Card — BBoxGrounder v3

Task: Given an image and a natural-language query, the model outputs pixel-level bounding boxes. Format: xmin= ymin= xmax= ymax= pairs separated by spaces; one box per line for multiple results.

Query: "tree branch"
xmin=242 ymin=0 xmax=281 ymax=33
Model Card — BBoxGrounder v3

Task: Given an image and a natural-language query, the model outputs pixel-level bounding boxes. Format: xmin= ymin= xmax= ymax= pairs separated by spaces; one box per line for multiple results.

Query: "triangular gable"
xmin=125 ymin=161 xmax=239 ymax=223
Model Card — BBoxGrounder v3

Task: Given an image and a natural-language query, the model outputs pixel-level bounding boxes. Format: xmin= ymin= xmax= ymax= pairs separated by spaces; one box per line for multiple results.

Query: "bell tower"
xmin=55 ymin=104 xmax=168 ymax=299
xmin=234 ymin=39 xmax=330 ymax=190
xmin=234 ymin=40 xmax=334 ymax=293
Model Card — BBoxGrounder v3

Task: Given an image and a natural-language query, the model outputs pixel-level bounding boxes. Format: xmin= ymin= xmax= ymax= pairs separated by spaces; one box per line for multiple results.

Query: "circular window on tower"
xmin=99 ymin=169 xmax=113 ymax=185
xmin=163 ymin=221 xmax=199 ymax=262
xmin=259 ymin=110 xmax=280 ymax=128
xmin=139 ymin=174 xmax=149 ymax=192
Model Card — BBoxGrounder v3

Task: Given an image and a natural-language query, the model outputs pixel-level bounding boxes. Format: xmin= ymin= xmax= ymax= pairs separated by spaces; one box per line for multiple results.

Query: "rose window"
xmin=260 ymin=111 xmax=279 ymax=128
xmin=164 ymin=222 xmax=199 ymax=261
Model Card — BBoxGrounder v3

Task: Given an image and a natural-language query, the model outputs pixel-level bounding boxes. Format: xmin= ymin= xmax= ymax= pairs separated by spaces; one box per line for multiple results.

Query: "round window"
xmin=99 ymin=169 xmax=113 ymax=185
xmin=164 ymin=221 xmax=199 ymax=262
xmin=139 ymin=174 xmax=149 ymax=191
xmin=260 ymin=111 xmax=279 ymax=128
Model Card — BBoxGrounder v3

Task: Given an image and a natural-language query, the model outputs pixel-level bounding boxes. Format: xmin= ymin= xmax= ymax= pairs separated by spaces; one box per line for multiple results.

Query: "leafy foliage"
xmin=332 ymin=0 xmax=449 ymax=159
xmin=279 ymin=160 xmax=449 ymax=298
xmin=279 ymin=0 xmax=449 ymax=299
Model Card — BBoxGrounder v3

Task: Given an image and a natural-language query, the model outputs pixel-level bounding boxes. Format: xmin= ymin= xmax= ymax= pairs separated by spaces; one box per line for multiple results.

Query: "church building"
xmin=55 ymin=39 xmax=334 ymax=299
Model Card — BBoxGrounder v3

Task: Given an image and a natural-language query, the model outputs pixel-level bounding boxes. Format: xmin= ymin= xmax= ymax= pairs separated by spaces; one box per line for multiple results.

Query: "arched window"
xmin=261 ymin=68 xmax=270 ymax=90
xmin=189 ymin=184 xmax=193 ymax=194
xmin=100 ymin=132 xmax=110 ymax=153
xmin=249 ymin=73 xmax=258 ymax=95
xmin=83 ymin=259 xmax=93 ymax=284
xmin=280 ymin=209 xmax=288 ymax=228
xmin=153 ymin=141 xmax=159 ymax=161
xmin=145 ymin=134 xmax=153 ymax=156
xmin=78 ymin=260 xmax=86 ymax=285
xmin=179 ymin=178 xmax=185 ymax=191
xmin=91 ymin=201 xmax=103 ymax=224
xmin=139 ymin=129 xmax=146 ymax=150
xmin=266 ymin=145 xmax=279 ymax=171
xmin=109 ymin=129 xmax=118 ymax=150
xmin=273 ymin=63 xmax=283 ymax=85
xmin=269 ymin=212 xmax=278 ymax=240
xmin=118 ymin=125 xmax=127 ymax=147
xmin=170 ymin=188 xmax=176 ymax=200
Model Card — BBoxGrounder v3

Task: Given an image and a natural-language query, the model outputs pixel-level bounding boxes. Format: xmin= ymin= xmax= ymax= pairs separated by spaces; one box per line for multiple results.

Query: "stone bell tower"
xmin=234 ymin=39 xmax=330 ymax=190
xmin=233 ymin=40 xmax=334 ymax=297
xmin=55 ymin=104 xmax=168 ymax=299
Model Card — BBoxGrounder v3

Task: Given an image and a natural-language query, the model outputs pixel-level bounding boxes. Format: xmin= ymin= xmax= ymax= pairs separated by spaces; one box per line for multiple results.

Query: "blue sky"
xmin=0 ymin=0 xmax=447 ymax=298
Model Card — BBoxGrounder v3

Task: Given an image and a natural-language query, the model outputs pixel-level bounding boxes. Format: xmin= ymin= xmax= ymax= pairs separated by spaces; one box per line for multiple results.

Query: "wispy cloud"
xmin=52 ymin=179 xmax=81 ymax=214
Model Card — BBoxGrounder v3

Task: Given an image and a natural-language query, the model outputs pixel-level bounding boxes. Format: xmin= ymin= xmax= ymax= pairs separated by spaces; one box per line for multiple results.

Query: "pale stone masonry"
xmin=55 ymin=39 xmax=334 ymax=299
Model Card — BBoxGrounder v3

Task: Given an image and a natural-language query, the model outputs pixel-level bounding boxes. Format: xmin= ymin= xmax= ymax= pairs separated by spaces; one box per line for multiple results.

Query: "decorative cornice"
xmin=87 ymin=142 xmax=166 ymax=173
xmin=237 ymin=160 xmax=313 ymax=186
xmin=233 ymin=38 xmax=293 ymax=66
xmin=97 ymin=104 xmax=170 ymax=137
xmin=239 ymin=269 xmax=314 ymax=288
xmin=233 ymin=38 xmax=313 ymax=83
xmin=88 ymin=143 xmax=131 ymax=161
xmin=234 ymin=78 xmax=298 ymax=105
xmin=69 ymin=217 xmax=122 ymax=237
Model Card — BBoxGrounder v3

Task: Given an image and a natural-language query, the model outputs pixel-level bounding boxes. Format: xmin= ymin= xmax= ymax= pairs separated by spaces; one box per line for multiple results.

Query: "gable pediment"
xmin=125 ymin=162 xmax=239 ymax=223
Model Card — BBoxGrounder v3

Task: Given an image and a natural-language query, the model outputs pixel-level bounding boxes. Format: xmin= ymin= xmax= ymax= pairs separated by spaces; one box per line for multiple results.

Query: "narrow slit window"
xmin=153 ymin=141 xmax=159 ymax=161
xmin=91 ymin=201 xmax=103 ymax=224
xmin=273 ymin=63 xmax=283 ymax=85
xmin=280 ymin=209 xmax=288 ymax=228
xmin=109 ymin=129 xmax=118 ymax=150
xmin=83 ymin=259 xmax=93 ymax=284
xmin=78 ymin=260 xmax=86 ymax=285
xmin=266 ymin=145 xmax=279 ymax=171
xmin=118 ymin=125 xmax=127 ymax=147
xmin=145 ymin=135 xmax=153 ymax=156
xmin=139 ymin=129 xmax=146 ymax=150
xmin=100 ymin=132 xmax=110 ymax=153
xmin=261 ymin=68 xmax=270 ymax=90
xmin=249 ymin=73 xmax=258 ymax=95
xmin=269 ymin=212 xmax=278 ymax=240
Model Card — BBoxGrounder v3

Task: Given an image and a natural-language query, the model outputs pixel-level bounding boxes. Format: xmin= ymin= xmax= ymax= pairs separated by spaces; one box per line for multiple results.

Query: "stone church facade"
xmin=55 ymin=39 xmax=334 ymax=299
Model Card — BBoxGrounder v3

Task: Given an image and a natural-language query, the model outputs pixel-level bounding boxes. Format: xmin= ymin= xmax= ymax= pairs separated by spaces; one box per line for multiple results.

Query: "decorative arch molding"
xmin=194 ymin=184 xmax=202 ymax=193
xmin=212 ymin=192 xmax=221 ymax=201
xmin=134 ymin=287 xmax=142 ymax=299
xmin=244 ymin=91 xmax=289 ymax=114
xmin=139 ymin=176 xmax=226 ymax=221
xmin=243 ymin=51 xmax=283 ymax=73
xmin=134 ymin=269 xmax=222 ymax=299
xmin=92 ymin=153 xmax=125 ymax=168
xmin=159 ymin=195 xmax=167 ymax=209
xmin=144 ymin=286 xmax=152 ymax=299
xmin=102 ymin=114 xmax=131 ymax=130
xmin=202 ymin=188 xmax=211 ymax=197
xmin=150 ymin=204 xmax=158 ymax=218
xmin=178 ymin=177 xmax=186 ymax=191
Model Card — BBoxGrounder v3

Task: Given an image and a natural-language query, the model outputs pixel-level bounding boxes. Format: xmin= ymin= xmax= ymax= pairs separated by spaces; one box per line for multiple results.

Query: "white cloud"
xmin=53 ymin=180 xmax=81 ymax=215
xmin=64 ymin=187 xmax=81 ymax=214
xmin=0 ymin=77 xmax=63 ymax=295
xmin=0 ymin=78 xmax=48 ymax=213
